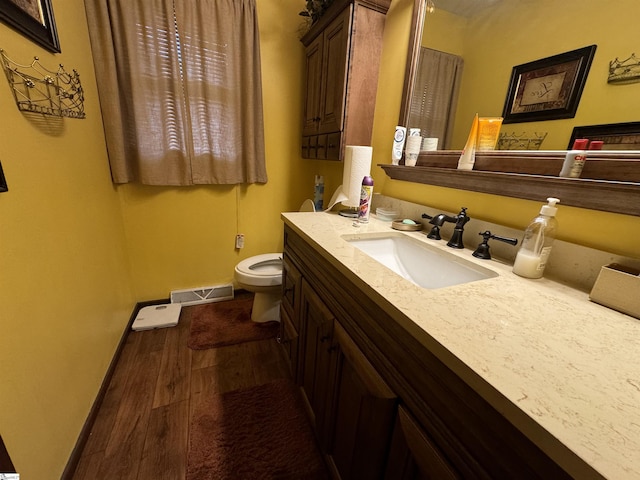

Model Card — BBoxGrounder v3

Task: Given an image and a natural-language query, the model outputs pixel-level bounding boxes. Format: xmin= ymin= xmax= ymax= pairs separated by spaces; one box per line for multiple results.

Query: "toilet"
xmin=235 ymin=200 xmax=315 ymax=323
xmin=234 ymin=253 xmax=284 ymax=323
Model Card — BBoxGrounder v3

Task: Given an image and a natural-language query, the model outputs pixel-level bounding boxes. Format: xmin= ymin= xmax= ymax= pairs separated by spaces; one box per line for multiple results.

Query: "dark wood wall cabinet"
xmin=300 ymin=0 xmax=390 ymax=161
xmin=279 ymin=224 xmax=594 ymax=479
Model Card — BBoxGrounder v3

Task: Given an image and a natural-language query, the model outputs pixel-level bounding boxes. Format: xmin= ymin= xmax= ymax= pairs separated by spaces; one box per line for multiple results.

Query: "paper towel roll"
xmin=325 ymin=145 xmax=372 ymax=211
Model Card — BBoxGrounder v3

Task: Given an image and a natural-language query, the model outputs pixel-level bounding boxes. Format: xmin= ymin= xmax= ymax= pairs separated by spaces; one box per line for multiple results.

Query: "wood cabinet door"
xmin=300 ymin=279 xmax=337 ymax=449
xmin=384 ymin=406 xmax=459 ymax=480
xmin=318 ymin=6 xmax=351 ymax=135
xmin=328 ymin=321 xmax=397 ymax=480
xmin=302 ymin=35 xmax=323 ymax=137
xmin=281 ymin=254 xmax=302 ymax=328
xmin=279 ymin=306 xmax=300 ymax=381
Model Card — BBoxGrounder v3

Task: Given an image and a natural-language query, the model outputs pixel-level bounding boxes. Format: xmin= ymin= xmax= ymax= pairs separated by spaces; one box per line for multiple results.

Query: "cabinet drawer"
xmin=308 ymin=135 xmax=318 ymax=159
xmin=326 ymin=132 xmax=341 ymax=160
xmin=316 ymin=134 xmax=328 ymax=160
xmin=301 ymin=136 xmax=310 ymax=158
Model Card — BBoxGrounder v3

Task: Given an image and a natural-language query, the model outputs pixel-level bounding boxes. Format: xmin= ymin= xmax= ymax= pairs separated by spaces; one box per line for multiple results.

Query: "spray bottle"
xmin=512 ymin=198 xmax=559 ymax=279
xmin=314 ymin=175 xmax=324 ymax=211
xmin=358 ymin=176 xmax=374 ymax=223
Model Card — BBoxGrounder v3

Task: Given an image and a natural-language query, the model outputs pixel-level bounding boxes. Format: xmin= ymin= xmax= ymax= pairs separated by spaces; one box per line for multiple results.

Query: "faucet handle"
xmin=472 ymin=231 xmax=518 ymax=260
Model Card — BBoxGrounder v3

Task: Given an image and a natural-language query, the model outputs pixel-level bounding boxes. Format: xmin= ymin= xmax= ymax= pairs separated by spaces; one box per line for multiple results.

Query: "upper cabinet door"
xmin=300 ymin=0 xmax=389 ymax=161
xmin=302 ymin=35 xmax=324 ymax=137
xmin=318 ymin=7 xmax=351 ymax=135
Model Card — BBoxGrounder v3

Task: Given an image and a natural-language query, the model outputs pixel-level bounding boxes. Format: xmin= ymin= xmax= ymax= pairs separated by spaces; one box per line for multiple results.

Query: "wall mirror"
xmin=383 ymin=0 xmax=640 ymax=217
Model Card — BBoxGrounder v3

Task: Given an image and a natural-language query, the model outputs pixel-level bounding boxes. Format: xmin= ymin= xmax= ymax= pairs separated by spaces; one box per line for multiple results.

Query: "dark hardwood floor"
xmin=72 ymin=299 xmax=293 ymax=480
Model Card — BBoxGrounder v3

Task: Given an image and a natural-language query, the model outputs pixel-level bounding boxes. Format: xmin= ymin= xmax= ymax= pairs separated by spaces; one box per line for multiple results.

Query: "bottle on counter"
xmin=358 ymin=175 xmax=374 ymax=223
xmin=559 ymin=139 xmax=589 ymax=177
xmin=314 ymin=175 xmax=324 ymax=211
xmin=569 ymin=140 xmax=604 ymax=178
xmin=512 ymin=197 xmax=560 ymax=279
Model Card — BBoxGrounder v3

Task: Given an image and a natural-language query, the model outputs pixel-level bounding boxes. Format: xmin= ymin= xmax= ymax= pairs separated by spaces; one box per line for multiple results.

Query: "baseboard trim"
xmin=61 ymin=298 xmax=169 ymax=479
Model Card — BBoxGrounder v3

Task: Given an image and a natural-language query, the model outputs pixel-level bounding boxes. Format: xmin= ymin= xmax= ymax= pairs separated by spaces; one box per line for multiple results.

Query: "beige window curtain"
xmin=409 ymin=48 xmax=464 ymax=149
xmin=84 ymin=0 xmax=267 ymax=185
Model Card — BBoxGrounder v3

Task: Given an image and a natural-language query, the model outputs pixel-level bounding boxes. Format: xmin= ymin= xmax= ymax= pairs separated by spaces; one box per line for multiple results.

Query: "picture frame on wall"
xmin=0 ymin=160 xmax=8 ymax=193
xmin=568 ymin=122 xmax=640 ymax=150
xmin=502 ymin=45 xmax=597 ymax=124
xmin=0 ymin=0 xmax=60 ymax=53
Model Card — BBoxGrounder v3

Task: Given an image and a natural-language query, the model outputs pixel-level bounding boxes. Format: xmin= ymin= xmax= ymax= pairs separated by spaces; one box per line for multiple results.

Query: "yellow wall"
xmin=0 ymin=0 xmax=638 ymax=477
xmin=0 ymin=1 xmax=134 ymax=478
xmin=119 ymin=0 xmax=346 ymax=301
xmin=422 ymin=0 xmax=640 ymax=149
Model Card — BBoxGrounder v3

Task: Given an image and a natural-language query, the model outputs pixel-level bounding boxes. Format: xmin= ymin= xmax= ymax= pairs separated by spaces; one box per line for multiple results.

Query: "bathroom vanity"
xmin=279 ymin=211 xmax=640 ymax=479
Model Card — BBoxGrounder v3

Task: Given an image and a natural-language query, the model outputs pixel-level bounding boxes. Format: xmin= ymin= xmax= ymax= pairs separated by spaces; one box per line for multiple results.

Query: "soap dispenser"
xmin=513 ymin=198 xmax=559 ymax=279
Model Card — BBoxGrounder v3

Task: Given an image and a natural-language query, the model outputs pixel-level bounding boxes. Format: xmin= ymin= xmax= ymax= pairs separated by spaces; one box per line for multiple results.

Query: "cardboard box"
xmin=589 ymin=263 xmax=640 ymax=319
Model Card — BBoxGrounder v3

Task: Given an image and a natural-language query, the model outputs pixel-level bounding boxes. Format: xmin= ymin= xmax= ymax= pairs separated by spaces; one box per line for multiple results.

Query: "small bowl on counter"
xmin=391 ymin=219 xmax=423 ymax=231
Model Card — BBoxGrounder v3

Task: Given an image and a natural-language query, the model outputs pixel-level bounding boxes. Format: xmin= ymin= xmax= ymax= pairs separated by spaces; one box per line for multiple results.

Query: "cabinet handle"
xmin=327 ymin=345 xmax=338 ymax=353
xmin=276 ymin=334 xmax=291 ymax=345
xmin=328 ymin=143 xmax=335 ymax=148
xmin=320 ymin=334 xmax=330 ymax=342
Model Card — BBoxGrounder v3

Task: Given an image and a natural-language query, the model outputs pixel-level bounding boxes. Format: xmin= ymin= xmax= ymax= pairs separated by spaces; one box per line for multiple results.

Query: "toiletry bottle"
xmin=457 ymin=113 xmax=479 ymax=170
xmin=559 ymin=139 xmax=588 ymax=177
xmin=358 ymin=175 xmax=374 ymax=223
xmin=392 ymin=126 xmax=406 ymax=165
xmin=513 ymin=198 xmax=559 ymax=279
xmin=569 ymin=140 xmax=603 ymax=178
xmin=314 ymin=175 xmax=324 ymax=211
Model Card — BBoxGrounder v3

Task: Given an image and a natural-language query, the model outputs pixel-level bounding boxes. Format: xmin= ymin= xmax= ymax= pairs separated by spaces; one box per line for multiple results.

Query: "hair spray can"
xmin=358 ymin=175 xmax=374 ymax=223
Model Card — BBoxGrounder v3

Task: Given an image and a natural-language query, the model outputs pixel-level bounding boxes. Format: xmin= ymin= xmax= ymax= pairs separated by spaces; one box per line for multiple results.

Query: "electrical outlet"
xmin=235 ymin=234 xmax=245 ymax=249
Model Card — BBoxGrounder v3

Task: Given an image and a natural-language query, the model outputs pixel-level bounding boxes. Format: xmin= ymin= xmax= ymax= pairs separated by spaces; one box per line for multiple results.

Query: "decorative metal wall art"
xmin=497 ymin=132 xmax=547 ymax=150
xmin=608 ymin=54 xmax=640 ymax=83
xmin=0 ymin=49 xmax=85 ymax=118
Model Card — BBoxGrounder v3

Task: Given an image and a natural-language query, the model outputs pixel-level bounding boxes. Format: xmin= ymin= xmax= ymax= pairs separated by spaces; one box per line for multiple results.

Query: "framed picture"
xmin=0 ymin=160 xmax=7 ymax=193
xmin=0 ymin=0 xmax=60 ymax=53
xmin=568 ymin=122 xmax=640 ymax=150
xmin=502 ymin=45 xmax=597 ymax=124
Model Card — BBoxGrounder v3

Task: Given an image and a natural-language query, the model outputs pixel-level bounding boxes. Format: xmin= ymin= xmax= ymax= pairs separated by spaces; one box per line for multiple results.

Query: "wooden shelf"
xmin=380 ymin=151 xmax=640 ymax=217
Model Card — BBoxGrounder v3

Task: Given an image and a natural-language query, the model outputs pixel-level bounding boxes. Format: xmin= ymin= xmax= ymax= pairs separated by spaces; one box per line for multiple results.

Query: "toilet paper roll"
xmin=325 ymin=145 xmax=373 ymax=211
xmin=422 ymin=137 xmax=438 ymax=151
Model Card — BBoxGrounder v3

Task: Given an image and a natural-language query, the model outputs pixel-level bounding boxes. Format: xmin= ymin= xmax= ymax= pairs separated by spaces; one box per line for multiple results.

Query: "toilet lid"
xmin=235 ymin=253 xmax=283 ymax=279
xmin=299 ymin=199 xmax=315 ymax=212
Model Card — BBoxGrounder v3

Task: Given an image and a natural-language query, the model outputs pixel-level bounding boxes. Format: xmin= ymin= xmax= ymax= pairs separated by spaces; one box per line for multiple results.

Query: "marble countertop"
xmin=282 ymin=211 xmax=640 ymax=480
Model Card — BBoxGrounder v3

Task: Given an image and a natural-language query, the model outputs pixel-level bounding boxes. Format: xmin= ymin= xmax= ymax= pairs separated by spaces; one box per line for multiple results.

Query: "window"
xmin=85 ymin=0 xmax=267 ymax=185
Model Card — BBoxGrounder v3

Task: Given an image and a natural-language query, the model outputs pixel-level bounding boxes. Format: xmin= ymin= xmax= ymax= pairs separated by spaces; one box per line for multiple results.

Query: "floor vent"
xmin=170 ymin=283 xmax=234 ymax=306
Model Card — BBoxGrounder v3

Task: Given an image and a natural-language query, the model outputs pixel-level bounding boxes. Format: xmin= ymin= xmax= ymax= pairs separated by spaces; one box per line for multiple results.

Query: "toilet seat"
xmin=234 ymin=253 xmax=283 ymax=287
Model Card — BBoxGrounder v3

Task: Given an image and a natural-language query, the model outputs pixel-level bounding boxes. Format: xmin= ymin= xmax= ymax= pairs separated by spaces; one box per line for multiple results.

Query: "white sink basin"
xmin=343 ymin=233 xmax=498 ymax=289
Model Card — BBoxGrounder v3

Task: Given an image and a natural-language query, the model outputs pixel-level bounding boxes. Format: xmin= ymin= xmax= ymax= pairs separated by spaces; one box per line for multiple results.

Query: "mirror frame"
xmin=388 ymin=0 xmax=640 ymax=217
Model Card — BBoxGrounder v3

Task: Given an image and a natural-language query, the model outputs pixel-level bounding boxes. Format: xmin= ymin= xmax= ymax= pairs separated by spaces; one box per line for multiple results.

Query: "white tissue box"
xmin=589 ymin=264 xmax=640 ymax=319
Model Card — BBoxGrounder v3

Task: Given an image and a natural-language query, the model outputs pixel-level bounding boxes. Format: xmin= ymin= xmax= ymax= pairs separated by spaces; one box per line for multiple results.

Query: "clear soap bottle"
xmin=512 ymin=198 xmax=559 ymax=279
